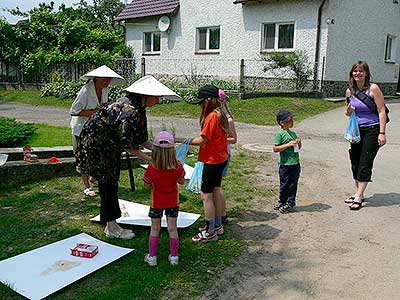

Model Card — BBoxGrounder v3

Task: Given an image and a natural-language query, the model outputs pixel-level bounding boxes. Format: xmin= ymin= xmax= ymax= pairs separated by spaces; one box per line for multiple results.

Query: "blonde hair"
xmin=151 ymin=145 xmax=179 ymax=170
xmin=200 ymin=98 xmax=229 ymax=133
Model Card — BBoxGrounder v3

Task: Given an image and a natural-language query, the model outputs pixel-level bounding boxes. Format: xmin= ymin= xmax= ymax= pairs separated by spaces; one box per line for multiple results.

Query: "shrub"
xmin=0 ymin=117 xmax=36 ymax=147
xmin=40 ymin=81 xmax=84 ymax=98
xmin=262 ymin=51 xmax=313 ymax=91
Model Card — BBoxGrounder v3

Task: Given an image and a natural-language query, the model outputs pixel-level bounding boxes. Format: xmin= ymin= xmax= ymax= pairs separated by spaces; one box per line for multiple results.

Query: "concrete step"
xmin=0 ymin=146 xmax=74 ymax=161
xmin=0 ymin=153 xmax=143 ymax=189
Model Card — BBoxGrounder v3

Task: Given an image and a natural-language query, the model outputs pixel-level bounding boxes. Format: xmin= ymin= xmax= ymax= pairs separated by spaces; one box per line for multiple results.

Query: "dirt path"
xmin=1 ymin=100 xmax=400 ymax=299
xmin=200 ymin=102 xmax=400 ymax=300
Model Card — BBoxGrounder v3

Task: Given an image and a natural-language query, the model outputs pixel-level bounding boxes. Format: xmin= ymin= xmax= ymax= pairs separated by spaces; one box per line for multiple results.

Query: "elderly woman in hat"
xmin=76 ymin=75 xmax=181 ymax=239
xmin=70 ymin=65 xmax=125 ymax=197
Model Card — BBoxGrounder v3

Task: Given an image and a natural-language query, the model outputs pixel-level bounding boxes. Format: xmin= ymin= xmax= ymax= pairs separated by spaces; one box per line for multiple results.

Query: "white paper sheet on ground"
xmin=91 ymin=199 xmax=201 ymax=228
xmin=140 ymin=163 xmax=194 ymax=180
xmin=0 ymin=233 xmax=133 ymax=300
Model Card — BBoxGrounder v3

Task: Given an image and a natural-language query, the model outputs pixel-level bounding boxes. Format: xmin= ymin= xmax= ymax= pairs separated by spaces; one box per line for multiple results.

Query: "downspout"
xmin=313 ymin=0 xmax=327 ymax=91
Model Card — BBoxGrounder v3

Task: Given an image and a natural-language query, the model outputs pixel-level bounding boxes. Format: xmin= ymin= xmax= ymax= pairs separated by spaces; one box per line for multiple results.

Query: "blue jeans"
xmin=278 ymin=164 xmax=301 ymax=207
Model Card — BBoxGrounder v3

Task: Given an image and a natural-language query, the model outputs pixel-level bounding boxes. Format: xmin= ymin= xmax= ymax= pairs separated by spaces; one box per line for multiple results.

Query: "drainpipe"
xmin=313 ymin=0 xmax=327 ymax=91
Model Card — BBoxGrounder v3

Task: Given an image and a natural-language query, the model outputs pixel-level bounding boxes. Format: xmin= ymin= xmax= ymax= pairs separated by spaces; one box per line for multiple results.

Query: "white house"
xmin=116 ymin=0 xmax=400 ymax=96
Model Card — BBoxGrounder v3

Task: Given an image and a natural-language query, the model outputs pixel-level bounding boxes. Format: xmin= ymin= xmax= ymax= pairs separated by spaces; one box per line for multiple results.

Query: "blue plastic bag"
xmin=344 ymin=111 xmax=361 ymax=144
xmin=186 ymin=161 xmax=204 ymax=194
xmin=176 ymin=137 xmax=191 ymax=164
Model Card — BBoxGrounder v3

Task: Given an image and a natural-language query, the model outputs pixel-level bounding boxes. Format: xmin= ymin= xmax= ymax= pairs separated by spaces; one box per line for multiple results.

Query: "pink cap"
xmin=153 ymin=131 xmax=175 ymax=148
xmin=218 ymin=89 xmax=227 ymax=103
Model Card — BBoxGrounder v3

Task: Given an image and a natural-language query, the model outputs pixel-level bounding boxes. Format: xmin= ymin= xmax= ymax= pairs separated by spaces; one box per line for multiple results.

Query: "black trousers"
xmin=278 ymin=163 xmax=301 ymax=207
xmin=98 ymin=181 xmax=121 ymax=222
xmin=349 ymin=125 xmax=380 ymax=182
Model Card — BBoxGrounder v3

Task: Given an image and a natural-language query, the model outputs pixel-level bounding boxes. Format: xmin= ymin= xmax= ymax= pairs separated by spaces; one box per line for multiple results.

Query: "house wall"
xmin=123 ymin=0 xmax=399 ymax=96
xmin=323 ymin=0 xmax=400 ymax=96
xmin=125 ymin=0 xmax=322 ymax=80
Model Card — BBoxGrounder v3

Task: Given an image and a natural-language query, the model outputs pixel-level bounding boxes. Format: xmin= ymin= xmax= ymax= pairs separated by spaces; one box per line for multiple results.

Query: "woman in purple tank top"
xmin=344 ymin=61 xmax=387 ymax=210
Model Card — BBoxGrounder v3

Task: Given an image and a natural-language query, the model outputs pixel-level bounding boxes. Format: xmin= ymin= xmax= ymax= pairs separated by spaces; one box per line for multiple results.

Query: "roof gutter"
xmin=313 ymin=0 xmax=327 ymax=90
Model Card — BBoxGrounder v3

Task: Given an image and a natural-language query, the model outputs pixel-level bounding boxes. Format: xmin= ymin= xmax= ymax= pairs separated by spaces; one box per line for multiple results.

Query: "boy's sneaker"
xmin=198 ymin=224 xmax=224 ymax=235
xmin=144 ymin=254 xmax=157 ymax=266
xmin=279 ymin=204 xmax=294 ymax=214
xmin=168 ymin=255 xmax=179 ymax=266
xmin=192 ymin=230 xmax=218 ymax=242
xmin=273 ymin=202 xmax=284 ymax=210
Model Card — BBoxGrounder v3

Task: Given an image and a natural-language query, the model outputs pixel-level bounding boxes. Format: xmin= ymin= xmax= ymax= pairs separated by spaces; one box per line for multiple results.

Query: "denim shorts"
xmin=148 ymin=207 xmax=179 ymax=218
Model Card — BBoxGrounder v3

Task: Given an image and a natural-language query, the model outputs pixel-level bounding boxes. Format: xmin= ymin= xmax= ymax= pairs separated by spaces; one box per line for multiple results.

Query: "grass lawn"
xmin=0 ymin=149 xmax=272 ymax=300
xmin=0 ymin=90 xmax=319 ymax=298
xmin=150 ymin=96 xmax=342 ymax=126
xmin=28 ymin=123 xmax=72 ymax=147
xmin=0 ymin=90 xmax=342 ymax=126
xmin=0 ymin=90 xmax=73 ymax=108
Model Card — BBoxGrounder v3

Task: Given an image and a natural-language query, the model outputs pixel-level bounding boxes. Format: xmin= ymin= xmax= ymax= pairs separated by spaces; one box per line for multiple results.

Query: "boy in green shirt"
xmin=273 ymin=110 xmax=301 ymax=213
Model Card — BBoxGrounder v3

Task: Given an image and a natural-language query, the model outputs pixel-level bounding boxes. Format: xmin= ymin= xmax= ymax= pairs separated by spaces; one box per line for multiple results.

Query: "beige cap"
xmin=124 ymin=75 xmax=182 ymax=101
xmin=81 ymin=65 xmax=125 ymax=85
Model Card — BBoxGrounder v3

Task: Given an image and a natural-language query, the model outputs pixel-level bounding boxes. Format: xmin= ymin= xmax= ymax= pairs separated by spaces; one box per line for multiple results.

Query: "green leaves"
xmin=1 ymin=0 xmax=128 ymax=75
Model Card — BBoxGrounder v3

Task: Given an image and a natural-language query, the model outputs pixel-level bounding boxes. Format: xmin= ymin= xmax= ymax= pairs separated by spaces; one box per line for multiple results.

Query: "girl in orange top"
xmin=176 ymin=85 xmax=230 ymax=242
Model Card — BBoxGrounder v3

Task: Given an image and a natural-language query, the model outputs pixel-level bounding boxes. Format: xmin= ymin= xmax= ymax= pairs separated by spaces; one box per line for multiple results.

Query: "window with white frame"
xmin=196 ymin=26 xmax=220 ymax=52
xmin=261 ymin=22 xmax=295 ymax=51
xmin=143 ymin=32 xmax=161 ymax=54
xmin=384 ymin=35 xmax=397 ymax=62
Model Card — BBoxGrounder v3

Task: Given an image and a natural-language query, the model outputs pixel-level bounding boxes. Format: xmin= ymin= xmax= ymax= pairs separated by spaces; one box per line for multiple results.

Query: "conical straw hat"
xmin=124 ymin=75 xmax=182 ymax=101
xmin=81 ymin=65 xmax=125 ymax=85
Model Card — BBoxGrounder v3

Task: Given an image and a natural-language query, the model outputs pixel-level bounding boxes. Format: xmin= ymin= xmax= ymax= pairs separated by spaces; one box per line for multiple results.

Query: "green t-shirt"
xmin=274 ymin=129 xmax=300 ymax=165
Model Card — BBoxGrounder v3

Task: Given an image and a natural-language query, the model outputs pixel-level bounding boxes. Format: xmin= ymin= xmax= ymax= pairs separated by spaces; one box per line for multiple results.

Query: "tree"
xmin=2 ymin=0 xmax=131 ymax=76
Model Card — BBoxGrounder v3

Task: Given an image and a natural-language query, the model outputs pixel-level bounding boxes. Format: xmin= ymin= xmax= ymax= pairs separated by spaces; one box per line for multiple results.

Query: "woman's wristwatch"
xmin=379 ymin=132 xmax=385 ymax=134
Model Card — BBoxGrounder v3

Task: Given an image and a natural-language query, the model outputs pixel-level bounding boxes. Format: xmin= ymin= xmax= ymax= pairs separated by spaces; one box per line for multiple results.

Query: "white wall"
xmin=124 ymin=0 xmax=322 ymax=78
xmin=324 ymin=0 xmax=400 ymax=83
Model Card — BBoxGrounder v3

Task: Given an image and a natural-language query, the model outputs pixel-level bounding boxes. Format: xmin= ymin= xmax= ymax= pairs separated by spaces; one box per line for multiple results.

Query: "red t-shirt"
xmin=198 ymin=112 xmax=228 ymax=164
xmin=143 ymin=163 xmax=185 ymax=209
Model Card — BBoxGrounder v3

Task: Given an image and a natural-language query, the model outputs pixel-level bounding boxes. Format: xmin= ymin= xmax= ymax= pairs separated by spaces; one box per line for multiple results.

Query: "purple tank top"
xmin=350 ymin=88 xmax=379 ymax=127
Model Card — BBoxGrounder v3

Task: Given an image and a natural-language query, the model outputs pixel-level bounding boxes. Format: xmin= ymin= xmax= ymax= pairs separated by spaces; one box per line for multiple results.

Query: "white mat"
xmin=140 ymin=163 xmax=194 ymax=179
xmin=91 ymin=199 xmax=200 ymax=228
xmin=0 ymin=233 xmax=133 ymax=300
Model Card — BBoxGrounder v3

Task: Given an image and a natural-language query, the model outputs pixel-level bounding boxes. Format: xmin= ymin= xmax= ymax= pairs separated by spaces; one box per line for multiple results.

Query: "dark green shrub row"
xmin=0 ymin=117 xmax=36 ymax=147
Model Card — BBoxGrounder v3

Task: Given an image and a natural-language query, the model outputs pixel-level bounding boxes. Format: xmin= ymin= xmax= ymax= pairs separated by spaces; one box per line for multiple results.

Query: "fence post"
xmin=239 ymin=59 xmax=245 ymax=99
xmin=141 ymin=57 xmax=146 ymax=77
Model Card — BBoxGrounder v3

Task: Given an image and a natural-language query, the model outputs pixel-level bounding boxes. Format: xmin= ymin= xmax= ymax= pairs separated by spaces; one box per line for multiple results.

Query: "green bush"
xmin=40 ymin=81 xmax=84 ymax=98
xmin=0 ymin=117 xmax=36 ymax=147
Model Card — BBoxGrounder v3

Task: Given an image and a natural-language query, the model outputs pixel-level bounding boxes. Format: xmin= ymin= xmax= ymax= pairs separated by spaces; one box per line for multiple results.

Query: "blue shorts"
xmin=148 ymin=207 xmax=179 ymax=218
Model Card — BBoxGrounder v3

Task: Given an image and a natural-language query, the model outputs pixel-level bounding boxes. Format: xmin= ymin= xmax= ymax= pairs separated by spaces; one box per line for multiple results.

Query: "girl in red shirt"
xmin=176 ymin=85 xmax=230 ymax=242
xmin=143 ymin=131 xmax=185 ymax=266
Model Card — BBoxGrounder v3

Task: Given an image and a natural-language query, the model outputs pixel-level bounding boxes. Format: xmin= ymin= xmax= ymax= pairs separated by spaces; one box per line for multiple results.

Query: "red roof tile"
xmin=115 ymin=0 xmax=180 ymax=21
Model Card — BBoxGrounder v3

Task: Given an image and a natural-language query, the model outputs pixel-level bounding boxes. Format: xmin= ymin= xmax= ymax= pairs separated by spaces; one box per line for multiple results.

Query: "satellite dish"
xmin=158 ymin=16 xmax=171 ymax=32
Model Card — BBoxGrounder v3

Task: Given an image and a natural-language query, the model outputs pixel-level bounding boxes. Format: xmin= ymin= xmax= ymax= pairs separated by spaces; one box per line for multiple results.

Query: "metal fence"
xmin=1 ymin=57 xmax=324 ymax=93
xmin=0 ymin=58 xmax=139 ymax=85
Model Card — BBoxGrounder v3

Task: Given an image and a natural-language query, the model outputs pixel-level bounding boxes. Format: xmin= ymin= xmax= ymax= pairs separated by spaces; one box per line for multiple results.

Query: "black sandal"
xmin=344 ymin=196 xmax=355 ymax=204
xmin=349 ymin=200 xmax=363 ymax=210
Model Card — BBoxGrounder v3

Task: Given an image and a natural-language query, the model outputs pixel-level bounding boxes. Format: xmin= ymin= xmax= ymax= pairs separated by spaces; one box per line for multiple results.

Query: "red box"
xmin=70 ymin=243 xmax=99 ymax=258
